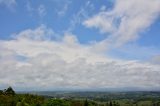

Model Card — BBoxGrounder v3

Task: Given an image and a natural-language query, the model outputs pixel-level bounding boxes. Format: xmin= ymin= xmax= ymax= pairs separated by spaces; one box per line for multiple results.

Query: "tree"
xmin=109 ymin=101 xmax=113 ymax=106
xmin=46 ymin=99 xmax=70 ymax=106
xmin=84 ymin=99 xmax=88 ymax=106
xmin=0 ymin=90 xmax=3 ymax=94
xmin=106 ymin=102 xmax=109 ymax=106
xmin=16 ymin=99 xmax=30 ymax=106
xmin=4 ymin=86 xmax=15 ymax=95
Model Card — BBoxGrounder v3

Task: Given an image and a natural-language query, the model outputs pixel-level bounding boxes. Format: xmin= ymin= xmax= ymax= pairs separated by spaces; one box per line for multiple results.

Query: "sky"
xmin=0 ymin=0 xmax=160 ymax=91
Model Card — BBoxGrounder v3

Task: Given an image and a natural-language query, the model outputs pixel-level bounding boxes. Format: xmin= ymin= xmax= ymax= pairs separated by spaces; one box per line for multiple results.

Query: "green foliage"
xmin=0 ymin=90 xmax=3 ymax=95
xmin=0 ymin=87 xmax=45 ymax=106
xmin=45 ymin=99 xmax=70 ymax=106
xmin=1 ymin=87 xmax=160 ymax=106
xmin=70 ymin=100 xmax=84 ymax=106
xmin=16 ymin=99 xmax=30 ymax=106
xmin=84 ymin=99 xmax=89 ymax=106
xmin=4 ymin=86 xmax=15 ymax=95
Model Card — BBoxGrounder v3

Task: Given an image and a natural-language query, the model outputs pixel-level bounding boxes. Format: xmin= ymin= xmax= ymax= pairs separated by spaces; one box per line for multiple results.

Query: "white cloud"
xmin=150 ymin=55 xmax=160 ymax=65
xmin=83 ymin=0 xmax=160 ymax=46
xmin=54 ymin=0 xmax=72 ymax=17
xmin=26 ymin=1 xmax=33 ymax=12
xmin=0 ymin=0 xmax=16 ymax=9
xmin=0 ymin=26 xmax=160 ymax=90
xmin=26 ymin=2 xmax=46 ymax=18
xmin=38 ymin=4 xmax=46 ymax=17
xmin=56 ymin=3 xmax=69 ymax=16
xmin=68 ymin=1 xmax=95 ymax=32
xmin=12 ymin=25 xmax=54 ymax=41
xmin=84 ymin=13 xmax=115 ymax=33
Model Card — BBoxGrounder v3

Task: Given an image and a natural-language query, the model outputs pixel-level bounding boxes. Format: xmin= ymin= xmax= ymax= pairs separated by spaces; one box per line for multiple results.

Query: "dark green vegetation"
xmin=0 ymin=87 xmax=44 ymax=106
xmin=1 ymin=87 xmax=160 ymax=106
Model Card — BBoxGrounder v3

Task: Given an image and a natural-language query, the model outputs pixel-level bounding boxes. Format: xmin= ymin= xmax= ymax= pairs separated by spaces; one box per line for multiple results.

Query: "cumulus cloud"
xmin=0 ymin=26 xmax=160 ymax=90
xmin=83 ymin=0 xmax=160 ymax=46
xmin=150 ymin=55 xmax=160 ymax=65
xmin=12 ymin=25 xmax=54 ymax=41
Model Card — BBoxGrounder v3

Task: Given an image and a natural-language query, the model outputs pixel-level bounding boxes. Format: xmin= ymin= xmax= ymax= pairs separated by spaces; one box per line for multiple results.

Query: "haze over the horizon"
xmin=0 ymin=0 xmax=160 ymax=91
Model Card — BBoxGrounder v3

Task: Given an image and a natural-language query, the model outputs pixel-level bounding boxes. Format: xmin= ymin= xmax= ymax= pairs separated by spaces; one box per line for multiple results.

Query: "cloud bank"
xmin=0 ymin=25 xmax=160 ymax=90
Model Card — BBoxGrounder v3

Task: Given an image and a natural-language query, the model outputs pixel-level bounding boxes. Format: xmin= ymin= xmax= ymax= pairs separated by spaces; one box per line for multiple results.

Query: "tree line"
xmin=0 ymin=87 xmax=160 ymax=106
